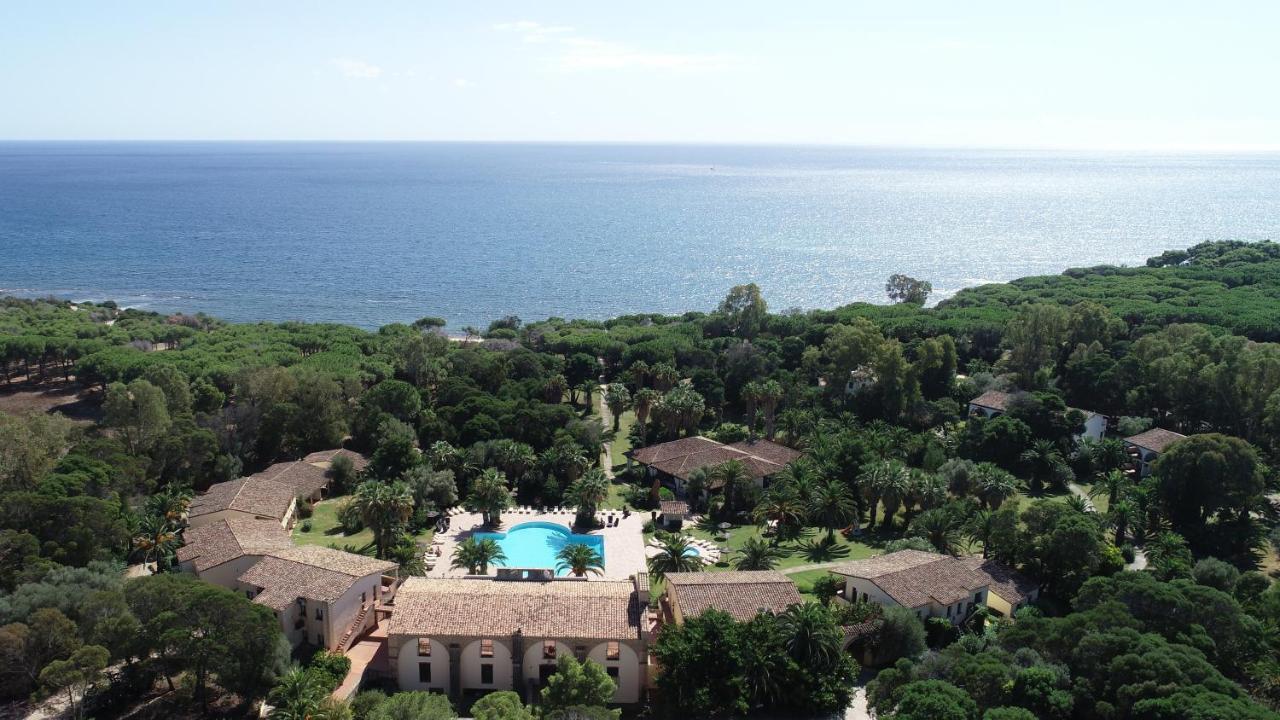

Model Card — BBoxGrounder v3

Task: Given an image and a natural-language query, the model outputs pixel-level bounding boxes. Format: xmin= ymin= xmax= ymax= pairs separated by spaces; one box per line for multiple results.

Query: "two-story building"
xmin=967 ymin=389 xmax=1107 ymax=443
xmin=660 ymin=571 xmax=803 ymax=625
xmin=1123 ymin=427 xmax=1187 ymax=477
xmin=386 ymin=573 xmax=650 ymax=705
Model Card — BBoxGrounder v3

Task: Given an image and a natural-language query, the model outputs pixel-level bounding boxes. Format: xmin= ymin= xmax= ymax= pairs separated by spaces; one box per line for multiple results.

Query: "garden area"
xmin=293 ymin=495 xmax=433 ymax=552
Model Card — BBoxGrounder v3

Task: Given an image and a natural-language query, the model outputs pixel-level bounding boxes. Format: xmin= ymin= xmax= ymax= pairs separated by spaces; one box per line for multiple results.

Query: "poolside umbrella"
xmin=718 ymin=522 xmax=732 ymax=531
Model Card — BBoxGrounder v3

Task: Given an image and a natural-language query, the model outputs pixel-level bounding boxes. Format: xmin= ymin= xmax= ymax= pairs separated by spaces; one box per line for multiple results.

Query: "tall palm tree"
xmin=741 ymin=381 xmax=763 ymax=439
xmin=556 ymin=542 xmax=605 ymax=577
xmin=808 ymin=477 xmax=858 ymax=541
xmin=633 ymin=388 xmax=659 ymax=429
xmin=543 ymin=374 xmax=569 ymax=404
xmin=466 ymin=468 xmax=512 ymax=527
xmin=1107 ymin=498 xmax=1139 ymax=546
xmin=604 ymin=383 xmax=631 ymax=431
xmin=134 ymin=514 xmax=180 ymax=568
xmin=646 ymin=532 xmax=703 ymax=580
xmin=777 ymin=408 xmax=817 ymax=447
xmin=267 ymin=666 xmax=327 ymax=720
xmin=451 ymin=537 xmax=507 ymax=575
xmin=1020 ymin=439 xmax=1065 ymax=494
xmin=733 ymin=537 xmax=790 ymax=570
xmin=566 ymin=468 xmax=610 ymax=527
xmin=965 ymin=509 xmax=995 ymax=558
xmin=577 ymin=379 xmax=596 ymax=410
xmin=1091 ymin=469 xmax=1130 ymax=509
xmin=495 ymin=441 xmax=537 ymax=484
xmin=628 ymin=360 xmax=651 ymax=388
xmin=145 ymin=485 xmax=193 ymax=524
xmin=709 ymin=460 xmax=754 ymax=514
xmin=909 ymin=509 xmax=962 ymax=555
xmin=352 ymin=480 xmax=414 ymax=559
xmin=859 ymin=460 xmax=910 ymax=530
xmin=752 ymin=484 xmax=808 ymax=544
xmin=427 ymin=440 xmax=460 ymax=472
xmin=777 ymin=603 xmax=842 ymax=670
xmin=652 ymin=363 xmax=679 ymax=392
xmin=758 ymin=379 xmax=784 ymax=440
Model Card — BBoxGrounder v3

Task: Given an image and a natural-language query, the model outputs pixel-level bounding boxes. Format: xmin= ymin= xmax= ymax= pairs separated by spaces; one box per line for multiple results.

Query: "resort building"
xmin=829 ymin=550 xmax=1037 ymax=621
xmin=1123 ymin=427 xmax=1187 ymax=477
xmin=186 ymin=476 xmax=298 ymax=529
xmin=967 ymin=390 xmax=1107 ymax=442
xmin=177 ymin=523 xmax=398 ymax=652
xmin=246 ymin=448 xmax=366 ymax=503
xmin=661 ymin=571 xmax=803 ymax=624
xmin=629 ymin=436 xmax=802 ymax=495
xmin=657 ymin=500 xmax=688 ymax=530
xmin=387 ymin=574 xmax=651 ymax=705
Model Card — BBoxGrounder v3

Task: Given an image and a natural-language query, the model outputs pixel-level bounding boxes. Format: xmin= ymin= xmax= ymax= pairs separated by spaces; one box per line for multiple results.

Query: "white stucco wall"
xmin=521 ymin=640 xmax=572 ymax=689
xmin=1079 ymin=413 xmax=1107 ymax=441
xmin=325 ymin=572 xmax=383 ymax=649
xmin=460 ymin=639 xmax=513 ymax=692
xmin=586 ymin=641 xmax=641 ymax=703
xmin=395 ymin=637 xmax=450 ymax=693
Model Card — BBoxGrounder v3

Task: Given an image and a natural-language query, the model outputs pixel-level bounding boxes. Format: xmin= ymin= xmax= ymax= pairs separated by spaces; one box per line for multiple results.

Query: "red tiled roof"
xmin=188 ymin=477 xmax=296 ymax=521
xmin=1124 ymin=428 xmax=1187 ymax=453
xmin=632 ymin=436 xmax=799 ymax=483
xmin=968 ymin=390 xmax=1012 ymax=412
xmin=665 ymin=571 xmax=802 ymax=622
xmin=960 ymin=557 xmax=1038 ymax=606
xmin=725 ymin=439 xmax=803 ymax=466
xmin=176 ymin=519 xmax=291 ymax=572
xmin=831 ymin=550 xmax=988 ymax=608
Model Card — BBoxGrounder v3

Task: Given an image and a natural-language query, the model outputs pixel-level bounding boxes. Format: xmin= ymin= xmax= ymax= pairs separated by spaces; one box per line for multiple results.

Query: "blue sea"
xmin=2 ymin=142 xmax=1278 ymax=330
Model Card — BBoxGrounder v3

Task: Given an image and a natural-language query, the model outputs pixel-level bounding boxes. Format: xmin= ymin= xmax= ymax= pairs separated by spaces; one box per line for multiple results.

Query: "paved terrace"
xmin=430 ymin=507 xmax=650 ymax=580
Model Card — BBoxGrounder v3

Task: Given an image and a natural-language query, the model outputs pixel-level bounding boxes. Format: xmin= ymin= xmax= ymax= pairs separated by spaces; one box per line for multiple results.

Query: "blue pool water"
xmin=472 ymin=521 xmax=605 ymax=576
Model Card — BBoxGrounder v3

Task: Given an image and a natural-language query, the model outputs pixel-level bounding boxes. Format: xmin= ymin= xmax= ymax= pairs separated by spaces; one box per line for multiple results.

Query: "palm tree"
xmin=777 ymin=603 xmax=842 ymax=670
xmin=652 ymin=363 xmax=679 ymax=392
xmin=1065 ymin=494 xmax=1091 ymax=514
xmin=709 ymin=460 xmax=754 ymax=514
xmin=1107 ymin=498 xmax=1139 ymax=546
xmin=352 ymin=480 xmax=414 ymax=559
xmin=310 ymin=698 xmax=354 ymax=720
xmin=646 ymin=531 xmax=703 ymax=580
xmin=909 ymin=509 xmax=962 ymax=555
xmin=577 ymin=379 xmax=596 ymax=410
xmin=777 ymin=409 xmax=817 ymax=447
xmin=451 ymin=537 xmax=507 ymax=575
xmin=1020 ymin=439 xmax=1065 ymax=494
xmin=556 ymin=542 xmax=605 ymax=577
xmin=859 ymin=460 xmax=910 ymax=530
xmin=741 ymin=381 xmax=763 ymax=439
xmin=758 ymin=379 xmax=784 ymax=440
xmin=965 ymin=509 xmax=996 ymax=558
xmin=134 ymin=514 xmax=180 ymax=568
xmin=684 ymin=467 xmax=709 ymax=512
xmin=633 ymin=388 xmax=659 ymax=429
xmin=543 ymin=374 xmax=569 ymax=404
xmin=495 ymin=441 xmax=537 ymax=484
xmin=267 ymin=666 xmax=327 ymax=720
xmin=427 ymin=440 xmax=460 ymax=472
xmin=145 ymin=485 xmax=193 ymax=523
xmin=752 ymin=484 xmax=808 ymax=544
xmin=973 ymin=463 xmax=1018 ymax=511
xmin=733 ymin=537 xmax=790 ymax=570
xmin=1091 ymin=469 xmax=1130 ymax=509
xmin=604 ymin=383 xmax=631 ymax=431
xmin=808 ymin=477 xmax=858 ymax=541
xmin=466 ymin=468 xmax=512 ymax=527
xmin=566 ymin=468 xmax=610 ymax=527
xmin=628 ymin=360 xmax=651 ymax=388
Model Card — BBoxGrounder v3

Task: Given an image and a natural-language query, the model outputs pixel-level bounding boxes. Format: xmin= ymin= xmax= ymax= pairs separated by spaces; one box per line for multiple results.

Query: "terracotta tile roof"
xmin=303 ymin=448 xmax=369 ymax=472
xmin=237 ymin=546 xmax=396 ymax=609
xmin=175 ymin=519 xmax=291 ymax=572
xmin=969 ymin=389 xmax=1013 ymax=412
xmin=188 ymin=477 xmax=296 ymax=521
xmin=725 ymin=440 xmax=803 ymax=466
xmin=633 ymin=436 xmax=799 ymax=484
xmin=1124 ymin=428 xmax=1187 ymax=453
xmin=830 ymin=550 xmax=987 ymax=608
xmin=659 ymin=500 xmax=689 ymax=516
xmin=255 ymin=461 xmax=332 ymax=498
xmin=387 ymin=577 xmax=641 ymax=641
xmin=665 ymin=571 xmax=802 ymax=622
xmin=960 ymin=557 xmax=1038 ymax=606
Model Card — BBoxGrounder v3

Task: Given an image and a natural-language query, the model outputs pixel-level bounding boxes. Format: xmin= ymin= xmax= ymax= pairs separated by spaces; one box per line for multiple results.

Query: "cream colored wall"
xmin=192 ymin=554 xmax=261 ymax=590
xmin=325 ymin=572 xmax=382 ymax=649
xmin=394 ymin=637 xmax=450 ymax=693
xmin=843 ymin=577 xmax=898 ymax=608
xmin=460 ymin=638 xmax=513 ymax=692
xmin=521 ymin=640 xmax=572 ymax=689
xmin=586 ymin=641 xmax=641 ymax=704
xmin=1080 ymin=414 xmax=1107 ymax=441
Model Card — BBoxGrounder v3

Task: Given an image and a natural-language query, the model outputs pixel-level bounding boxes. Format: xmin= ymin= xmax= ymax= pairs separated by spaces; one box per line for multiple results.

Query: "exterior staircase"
xmin=338 ymin=604 xmax=370 ymax=653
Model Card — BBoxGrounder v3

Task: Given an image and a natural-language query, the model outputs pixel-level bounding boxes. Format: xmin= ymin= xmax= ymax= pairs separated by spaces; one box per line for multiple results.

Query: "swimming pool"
xmin=472 ymin=521 xmax=605 ymax=576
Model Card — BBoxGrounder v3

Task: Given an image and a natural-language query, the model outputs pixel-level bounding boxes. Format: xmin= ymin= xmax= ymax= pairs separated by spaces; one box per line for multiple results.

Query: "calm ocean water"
xmin=1 ymin=142 xmax=1278 ymax=330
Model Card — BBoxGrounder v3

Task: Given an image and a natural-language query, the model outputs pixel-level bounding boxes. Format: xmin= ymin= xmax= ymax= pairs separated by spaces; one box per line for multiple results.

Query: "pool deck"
xmin=428 ymin=507 xmax=651 ymax=580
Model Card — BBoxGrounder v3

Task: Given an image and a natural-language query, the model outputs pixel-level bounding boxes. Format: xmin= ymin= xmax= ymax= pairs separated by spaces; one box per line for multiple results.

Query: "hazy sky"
xmin=2 ymin=1 xmax=1277 ymax=148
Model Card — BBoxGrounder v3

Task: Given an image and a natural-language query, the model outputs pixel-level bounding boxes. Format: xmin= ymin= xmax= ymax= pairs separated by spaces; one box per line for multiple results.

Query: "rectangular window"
xmin=418 ymin=638 xmax=431 ymax=657
xmin=974 ymin=592 xmax=982 ymax=604
xmin=361 ymin=591 xmax=367 ymax=605
xmin=480 ymin=664 xmax=493 ymax=684
xmin=316 ymin=633 xmax=324 ymax=647
xmin=315 ymin=608 xmax=323 ymax=620
xmin=418 ymin=662 xmax=431 ymax=683
xmin=607 ymin=666 xmax=619 ymax=680
xmin=543 ymin=640 xmax=557 ymax=659
xmin=606 ymin=641 xmax=620 ymax=661
xmin=480 ymin=639 xmax=494 ymax=658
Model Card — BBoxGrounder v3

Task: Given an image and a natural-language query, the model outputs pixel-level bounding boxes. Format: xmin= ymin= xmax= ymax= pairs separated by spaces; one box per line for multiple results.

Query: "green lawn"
xmin=789 ymin=568 xmax=835 ymax=602
xmin=688 ymin=521 xmax=891 ymax=572
xmin=602 ymin=481 xmax=631 ymax=510
xmin=609 ymin=411 xmax=637 ymax=469
xmin=292 ymin=496 xmax=432 ymax=551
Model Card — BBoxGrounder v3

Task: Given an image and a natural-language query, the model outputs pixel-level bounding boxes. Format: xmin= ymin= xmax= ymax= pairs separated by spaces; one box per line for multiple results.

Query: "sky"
xmin=1 ymin=1 xmax=1277 ymax=149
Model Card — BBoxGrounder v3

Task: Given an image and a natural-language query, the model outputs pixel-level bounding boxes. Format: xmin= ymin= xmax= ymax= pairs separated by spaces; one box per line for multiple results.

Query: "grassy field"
xmin=609 ymin=410 xmax=637 ymax=469
xmin=689 ymin=521 xmax=890 ymax=572
xmin=788 ymin=568 xmax=834 ymax=602
xmin=292 ymin=496 xmax=432 ymax=551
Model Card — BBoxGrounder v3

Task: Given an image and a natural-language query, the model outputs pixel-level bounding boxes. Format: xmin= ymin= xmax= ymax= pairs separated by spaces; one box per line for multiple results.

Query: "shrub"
xmin=296 ymin=496 xmax=314 ymax=519
xmin=308 ymin=650 xmax=353 ymax=690
xmin=300 ymin=519 xmax=313 ymax=533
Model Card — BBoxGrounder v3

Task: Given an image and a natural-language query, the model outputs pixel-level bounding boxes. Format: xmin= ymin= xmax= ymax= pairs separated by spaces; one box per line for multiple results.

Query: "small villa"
xmin=386 ymin=574 xmax=652 ymax=705
xmin=967 ymin=389 xmax=1107 ymax=442
xmin=1123 ymin=427 xmax=1187 ymax=477
xmin=660 ymin=571 xmax=802 ymax=625
xmin=629 ymin=436 xmax=802 ymax=495
xmin=829 ymin=550 xmax=1037 ymax=621
xmin=186 ymin=476 xmax=298 ymax=529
